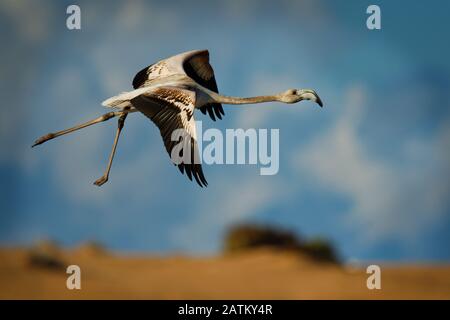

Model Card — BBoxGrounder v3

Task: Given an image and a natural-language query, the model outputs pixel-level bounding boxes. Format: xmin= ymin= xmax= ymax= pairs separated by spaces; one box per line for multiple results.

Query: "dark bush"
xmin=27 ymin=240 xmax=66 ymax=271
xmin=224 ymin=224 xmax=299 ymax=252
xmin=28 ymin=252 xmax=66 ymax=270
xmin=224 ymin=224 xmax=339 ymax=264
xmin=300 ymin=237 xmax=339 ymax=263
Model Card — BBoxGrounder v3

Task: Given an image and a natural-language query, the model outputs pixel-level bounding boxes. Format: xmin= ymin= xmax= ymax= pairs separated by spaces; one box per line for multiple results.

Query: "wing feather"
xmin=131 ymin=50 xmax=225 ymax=121
xmin=182 ymin=50 xmax=225 ymax=121
xmin=130 ymin=87 xmax=208 ymax=187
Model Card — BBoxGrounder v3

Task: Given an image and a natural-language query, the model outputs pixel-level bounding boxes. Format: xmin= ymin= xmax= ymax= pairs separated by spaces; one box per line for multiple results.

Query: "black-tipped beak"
xmin=301 ymin=89 xmax=323 ymax=108
xmin=316 ymin=95 xmax=323 ymax=108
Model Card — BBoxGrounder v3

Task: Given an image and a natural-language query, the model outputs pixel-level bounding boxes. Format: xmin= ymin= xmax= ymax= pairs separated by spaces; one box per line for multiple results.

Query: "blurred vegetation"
xmin=26 ymin=239 xmax=108 ymax=270
xmin=27 ymin=239 xmax=66 ymax=271
xmin=224 ymin=224 xmax=340 ymax=264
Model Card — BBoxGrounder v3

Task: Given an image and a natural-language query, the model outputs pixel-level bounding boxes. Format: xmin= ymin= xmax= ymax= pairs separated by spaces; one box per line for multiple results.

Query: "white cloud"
xmin=28 ymin=65 xmax=167 ymax=209
xmin=171 ymin=174 xmax=283 ymax=253
xmin=116 ymin=0 xmax=179 ymax=33
xmin=85 ymin=0 xmax=183 ymax=96
xmin=292 ymin=85 xmax=450 ymax=241
xmin=221 ymin=0 xmax=332 ymax=28
xmin=0 ymin=0 xmax=53 ymax=43
xmin=0 ymin=1 xmax=54 ymax=166
xmin=19 ymin=0 xmax=186 ymax=208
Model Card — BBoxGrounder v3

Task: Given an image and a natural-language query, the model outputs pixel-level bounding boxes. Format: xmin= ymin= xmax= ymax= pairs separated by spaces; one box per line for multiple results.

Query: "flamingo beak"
xmin=316 ymin=94 xmax=323 ymax=107
xmin=300 ymin=89 xmax=323 ymax=107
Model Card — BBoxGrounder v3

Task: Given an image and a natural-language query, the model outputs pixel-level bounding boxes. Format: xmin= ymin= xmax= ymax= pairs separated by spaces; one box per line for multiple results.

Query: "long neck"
xmin=209 ymin=91 xmax=281 ymax=105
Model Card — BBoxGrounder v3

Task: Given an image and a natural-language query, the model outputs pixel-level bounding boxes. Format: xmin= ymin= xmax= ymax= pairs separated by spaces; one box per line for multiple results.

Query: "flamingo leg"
xmin=32 ymin=111 xmax=122 ymax=147
xmin=93 ymin=113 xmax=128 ymax=186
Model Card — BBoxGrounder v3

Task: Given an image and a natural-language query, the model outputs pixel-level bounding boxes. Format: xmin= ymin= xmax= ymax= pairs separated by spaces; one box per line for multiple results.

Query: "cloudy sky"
xmin=1 ymin=0 xmax=449 ymax=261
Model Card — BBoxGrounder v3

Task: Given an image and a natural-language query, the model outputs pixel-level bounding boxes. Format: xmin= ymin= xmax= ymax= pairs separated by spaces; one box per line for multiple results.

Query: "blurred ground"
xmin=1 ymin=245 xmax=449 ymax=299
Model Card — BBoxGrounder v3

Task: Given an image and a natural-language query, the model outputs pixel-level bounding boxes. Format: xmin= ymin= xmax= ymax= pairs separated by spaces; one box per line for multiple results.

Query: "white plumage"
xmin=33 ymin=49 xmax=323 ymax=187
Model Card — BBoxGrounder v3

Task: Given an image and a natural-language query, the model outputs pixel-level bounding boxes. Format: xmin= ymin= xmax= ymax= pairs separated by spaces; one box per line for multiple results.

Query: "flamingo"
xmin=32 ymin=49 xmax=323 ymax=187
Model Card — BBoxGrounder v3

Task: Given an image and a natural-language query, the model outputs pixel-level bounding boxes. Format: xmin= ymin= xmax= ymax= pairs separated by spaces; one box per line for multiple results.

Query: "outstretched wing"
xmin=182 ymin=50 xmax=225 ymax=121
xmin=132 ymin=61 xmax=172 ymax=89
xmin=132 ymin=50 xmax=225 ymax=121
xmin=130 ymin=86 xmax=208 ymax=187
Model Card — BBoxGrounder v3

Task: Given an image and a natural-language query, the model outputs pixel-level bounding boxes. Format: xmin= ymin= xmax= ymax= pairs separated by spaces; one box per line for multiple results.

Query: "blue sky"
xmin=1 ymin=0 xmax=449 ymax=262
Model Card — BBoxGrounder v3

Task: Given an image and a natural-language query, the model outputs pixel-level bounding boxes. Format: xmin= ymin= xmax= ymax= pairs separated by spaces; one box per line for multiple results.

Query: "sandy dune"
xmin=1 ymin=246 xmax=449 ymax=299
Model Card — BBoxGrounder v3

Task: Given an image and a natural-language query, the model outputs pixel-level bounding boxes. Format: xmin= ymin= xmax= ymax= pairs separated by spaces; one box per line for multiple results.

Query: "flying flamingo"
xmin=32 ymin=49 xmax=323 ymax=187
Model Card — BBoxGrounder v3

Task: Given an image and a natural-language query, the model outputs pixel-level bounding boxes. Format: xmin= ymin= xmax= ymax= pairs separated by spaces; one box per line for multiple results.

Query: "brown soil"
xmin=1 ymin=246 xmax=449 ymax=299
